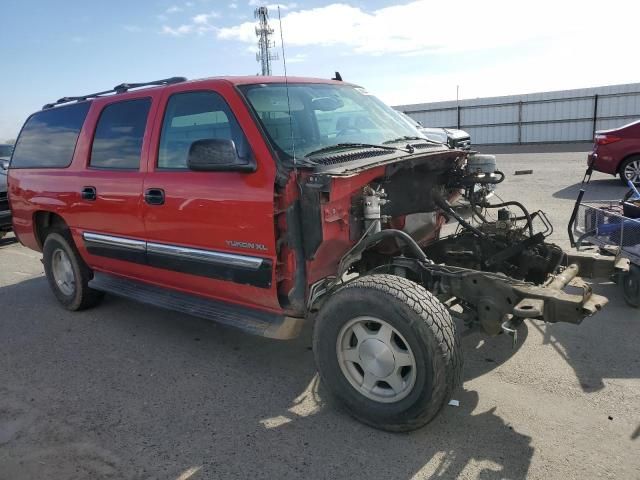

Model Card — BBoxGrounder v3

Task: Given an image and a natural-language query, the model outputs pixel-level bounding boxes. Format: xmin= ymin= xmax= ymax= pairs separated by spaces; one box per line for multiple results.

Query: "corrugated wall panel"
xmin=522 ymin=120 xmax=593 ymax=142
xmin=466 ymin=125 xmax=518 ymax=144
xmin=598 ymin=94 xmax=640 ymax=117
xmin=522 ymin=98 xmax=594 ymax=122
xmin=410 ymin=109 xmax=457 ymax=128
xmin=462 ymin=104 xmax=518 ymax=126
xmin=396 ymin=83 xmax=640 ymax=144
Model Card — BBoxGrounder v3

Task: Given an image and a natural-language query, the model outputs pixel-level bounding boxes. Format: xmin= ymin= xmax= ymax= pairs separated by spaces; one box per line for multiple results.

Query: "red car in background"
xmin=589 ymin=120 xmax=640 ymax=185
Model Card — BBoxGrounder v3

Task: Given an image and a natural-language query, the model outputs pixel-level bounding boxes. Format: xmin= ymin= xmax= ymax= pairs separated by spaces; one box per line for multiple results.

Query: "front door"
xmin=141 ymin=86 xmax=281 ymax=312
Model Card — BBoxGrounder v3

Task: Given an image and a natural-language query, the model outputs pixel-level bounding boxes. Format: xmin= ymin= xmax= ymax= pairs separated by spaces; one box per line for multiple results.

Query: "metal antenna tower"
xmin=254 ymin=6 xmax=278 ymax=76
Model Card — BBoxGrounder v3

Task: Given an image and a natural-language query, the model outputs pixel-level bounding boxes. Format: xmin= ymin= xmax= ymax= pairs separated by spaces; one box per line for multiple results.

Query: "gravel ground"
xmin=0 ymin=147 xmax=638 ymax=480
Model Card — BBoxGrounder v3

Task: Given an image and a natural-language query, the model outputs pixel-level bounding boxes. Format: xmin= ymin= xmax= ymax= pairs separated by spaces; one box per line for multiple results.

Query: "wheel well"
xmin=617 ymin=153 xmax=640 ymax=174
xmin=33 ymin=211 xmax=69 ymax=249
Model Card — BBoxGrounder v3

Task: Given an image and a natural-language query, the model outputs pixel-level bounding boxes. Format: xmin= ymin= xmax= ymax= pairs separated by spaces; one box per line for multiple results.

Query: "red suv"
xmin=589 ymin=120 xmax=640 ymax=185
xmin=8 ymin=75 xmax=612 ymax=431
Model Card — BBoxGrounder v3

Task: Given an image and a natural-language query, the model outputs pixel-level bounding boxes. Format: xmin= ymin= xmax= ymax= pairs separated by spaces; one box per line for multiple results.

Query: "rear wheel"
xmin=43 ymin=231 xmax=103 ymax=311
xmin=619 ymin=155 xmax=640 ymax=186
xmin=622 ymin=265 xmax=640 ymax=308
xmin=313 ymin=274 xmax=462 ymax=432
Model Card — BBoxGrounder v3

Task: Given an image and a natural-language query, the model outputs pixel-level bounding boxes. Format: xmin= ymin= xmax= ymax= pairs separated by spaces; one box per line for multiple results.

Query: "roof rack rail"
xmin=42 ymin=76 xmax=187 ymax=109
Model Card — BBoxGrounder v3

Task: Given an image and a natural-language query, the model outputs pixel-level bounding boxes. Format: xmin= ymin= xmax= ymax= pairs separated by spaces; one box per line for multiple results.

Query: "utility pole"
xmin=255 ymin=6 xmax=278 ymax=76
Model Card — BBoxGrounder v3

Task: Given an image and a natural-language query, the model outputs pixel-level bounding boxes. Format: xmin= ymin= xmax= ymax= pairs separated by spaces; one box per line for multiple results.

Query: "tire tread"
xmin=317 ymin=274 xmax=463 ymax=431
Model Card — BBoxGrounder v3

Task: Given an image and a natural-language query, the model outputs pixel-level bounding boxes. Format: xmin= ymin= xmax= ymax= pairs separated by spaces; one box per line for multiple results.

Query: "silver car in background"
xmin=0 ymin=144 xmax=13 ymax=238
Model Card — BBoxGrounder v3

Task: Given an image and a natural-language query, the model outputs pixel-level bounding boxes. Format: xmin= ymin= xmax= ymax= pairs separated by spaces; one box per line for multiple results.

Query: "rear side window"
xmin=11 ymin=102 xmax=90 ymax=169
xmin=158 ymin=91 xmax=251 ymax=169
xmin=90 ymin=98 xmax=151 ymax=169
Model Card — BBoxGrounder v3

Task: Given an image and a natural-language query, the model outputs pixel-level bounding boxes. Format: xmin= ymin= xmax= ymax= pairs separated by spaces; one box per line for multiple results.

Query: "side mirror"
xmin=187 ymin=138 xmax=255 ymax=172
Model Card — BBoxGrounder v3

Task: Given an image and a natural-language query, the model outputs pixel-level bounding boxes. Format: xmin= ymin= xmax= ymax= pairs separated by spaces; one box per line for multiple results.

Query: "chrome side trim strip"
xmin=146 ymin=242 xmax=263 ymax=270
xmin=82 ymin=232 xmax=146 ymax=251
xmin=82 ymin=232 xmax=264 ymax=271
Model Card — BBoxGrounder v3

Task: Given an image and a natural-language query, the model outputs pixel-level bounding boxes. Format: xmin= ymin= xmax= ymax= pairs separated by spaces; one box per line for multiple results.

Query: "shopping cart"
xmin=569 ymin=177 xmax=640 ymax=308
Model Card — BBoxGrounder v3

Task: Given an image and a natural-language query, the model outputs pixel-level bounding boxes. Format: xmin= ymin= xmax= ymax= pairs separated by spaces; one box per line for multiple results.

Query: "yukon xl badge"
xmin=226 ymin=240 xmax=268 ymax=252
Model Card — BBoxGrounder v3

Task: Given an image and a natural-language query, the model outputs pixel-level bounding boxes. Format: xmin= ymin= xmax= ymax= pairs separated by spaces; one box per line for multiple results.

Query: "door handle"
xmin=81 ymin=186 xmax=96 ymax=201
xmin=144 ymin=188 xmax=165 ymax=205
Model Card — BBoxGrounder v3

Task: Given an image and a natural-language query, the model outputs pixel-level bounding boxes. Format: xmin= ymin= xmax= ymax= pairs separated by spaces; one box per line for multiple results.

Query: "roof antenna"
xmin=277 ymin=6 xmax=297 ymax=172
xmin=332 ymin=71 xmax=343 ymax=81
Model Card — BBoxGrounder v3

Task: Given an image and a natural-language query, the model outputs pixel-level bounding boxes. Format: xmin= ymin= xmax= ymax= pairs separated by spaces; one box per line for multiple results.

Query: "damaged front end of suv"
xmin=241 ymin=80 xmax=612 ymax=431
xmin=301 ymin=147 xmax=609 ymax=337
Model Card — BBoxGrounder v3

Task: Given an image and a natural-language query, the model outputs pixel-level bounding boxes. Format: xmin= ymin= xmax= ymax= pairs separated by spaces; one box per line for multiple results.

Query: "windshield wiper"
xmin=304 ymin=142 xmax=411 ymax=158
xmin=383 ymin=136 xmax=441 ymax=145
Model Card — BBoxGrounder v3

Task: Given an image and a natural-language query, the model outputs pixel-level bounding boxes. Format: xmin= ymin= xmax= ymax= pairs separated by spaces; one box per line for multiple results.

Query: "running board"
xmin=89 ymin=272 xmax=304 ymax=340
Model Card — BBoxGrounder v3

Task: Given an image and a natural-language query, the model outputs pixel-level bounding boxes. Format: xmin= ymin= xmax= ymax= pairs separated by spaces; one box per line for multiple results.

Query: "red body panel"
xmin=305 ymin=168 xmax=385 ymax=284
xmin=8 ymin=75 xmax=451 ymax=316
xmin=9 ymin=79 xmax=284 ymax=313
xmin=139 ymin=80 xmax=281 ymax=311
xmin=589 ymin=120 xmax=640 ymax=175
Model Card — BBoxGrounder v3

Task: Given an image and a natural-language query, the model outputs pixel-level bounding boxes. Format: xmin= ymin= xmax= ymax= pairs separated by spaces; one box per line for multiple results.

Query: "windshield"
xmin=240 ymin=83 xmax=425 ymax=160
xmin=0 ymin=145 xmax=13 ymax=157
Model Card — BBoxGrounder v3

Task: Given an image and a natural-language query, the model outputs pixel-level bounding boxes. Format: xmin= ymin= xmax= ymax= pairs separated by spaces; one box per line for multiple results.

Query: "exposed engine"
xmin=355 ymin=152 xmax=564 ymax=287
xmin=424 ymin=206 xmax=563 ymax=285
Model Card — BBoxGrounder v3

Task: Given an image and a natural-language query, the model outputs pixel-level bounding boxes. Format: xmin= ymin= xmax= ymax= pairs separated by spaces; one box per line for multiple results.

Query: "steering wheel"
xmin=337 ymin=126 xmax=361 ymax=137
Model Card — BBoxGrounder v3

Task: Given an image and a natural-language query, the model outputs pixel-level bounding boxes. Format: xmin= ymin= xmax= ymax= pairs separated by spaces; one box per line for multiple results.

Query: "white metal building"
xmin=395 ymin=83 xmax=640 ymax=145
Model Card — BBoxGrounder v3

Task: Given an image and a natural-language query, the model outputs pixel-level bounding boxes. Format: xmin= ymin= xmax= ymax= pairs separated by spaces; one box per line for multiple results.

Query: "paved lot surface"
xmin=1 ymin=148 xmax=639 ymax=480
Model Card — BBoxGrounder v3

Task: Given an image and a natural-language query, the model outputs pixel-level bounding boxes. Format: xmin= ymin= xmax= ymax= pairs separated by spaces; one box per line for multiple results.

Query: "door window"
xmin=90 ymin=98 xmax=151 ymax=169
xmin=158 ymin=91 xmax=251 ymax=169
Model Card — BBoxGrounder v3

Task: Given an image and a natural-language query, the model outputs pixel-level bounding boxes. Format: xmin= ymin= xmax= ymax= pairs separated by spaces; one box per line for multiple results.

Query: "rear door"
xmin=141 ymin=83 xmax=281 ymax=312
xmin=68 ymin=95 xmax=154 ymax=274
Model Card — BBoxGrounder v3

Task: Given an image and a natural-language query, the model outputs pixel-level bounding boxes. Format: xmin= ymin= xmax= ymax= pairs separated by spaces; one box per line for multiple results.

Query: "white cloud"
xmin=218 ymin=0 xmax=639 ymax=56
xmin=267 ymin=3 xmax=296 ymax=10
xmin=229 ymin=2 xmax=238 ymax=8
xmin=371 ymin=37 xmax=640 ymax=106
xmin=248 ymin=0 xmax=296 ymax=9
xmin=193 ymin=11 xmax=219 ymax=24
xmin=161 ymin=24 xmax=193 ymax=36
xmin=161 ymin=8 xmax=220 ymax=36
xmin=166 ymin=5 xmax=182 ymax=14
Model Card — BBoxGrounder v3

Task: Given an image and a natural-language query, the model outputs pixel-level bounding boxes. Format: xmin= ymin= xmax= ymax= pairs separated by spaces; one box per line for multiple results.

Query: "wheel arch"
xmin=33 ymin=210 xmax=70 ymax=250
xmin=617 ymin=152 xmax=640 ymax=175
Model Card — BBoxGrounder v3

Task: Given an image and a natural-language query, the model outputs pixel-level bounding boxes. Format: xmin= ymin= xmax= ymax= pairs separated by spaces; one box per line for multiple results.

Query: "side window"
xmin=11 ymin=102 xmax=90 ymax=169
xmin=158 ymin=91 xmax=251 ymax=169
xmin=90 ymin=98 xmax=151 ymax=169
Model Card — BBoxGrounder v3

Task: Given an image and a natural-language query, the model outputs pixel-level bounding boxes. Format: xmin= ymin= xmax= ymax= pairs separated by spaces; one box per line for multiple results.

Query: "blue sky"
xmin=1 ymin=0 xmax=638 ymax=141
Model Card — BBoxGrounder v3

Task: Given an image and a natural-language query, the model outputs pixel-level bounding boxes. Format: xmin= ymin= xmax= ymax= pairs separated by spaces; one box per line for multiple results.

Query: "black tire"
xmin=42 ymin=230 xmax=103 ymax=311
xmin=619 ymin=155 xmax=640 ymax=186
xmin=622 ymin=265 xmax=640 ymax=308
xmin=313 ymin=274 xmax=462 ymax=432
xmin=623 ymin=190 xmax=634 ymax=202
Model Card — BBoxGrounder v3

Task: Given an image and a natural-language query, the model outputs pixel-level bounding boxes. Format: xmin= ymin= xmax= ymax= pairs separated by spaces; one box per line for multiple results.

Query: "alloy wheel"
xmin=623 ymin=159 xmax=640 ymax=184
xmin=336 ymin=316 xmax=417 ymax=403
xmin=51 ymin=248 xmax=76 ymax=296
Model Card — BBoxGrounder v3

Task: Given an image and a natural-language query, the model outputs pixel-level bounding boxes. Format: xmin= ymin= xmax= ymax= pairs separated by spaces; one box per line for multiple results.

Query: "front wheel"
xmin=313 ymin=274 xmax=462 ymax=432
